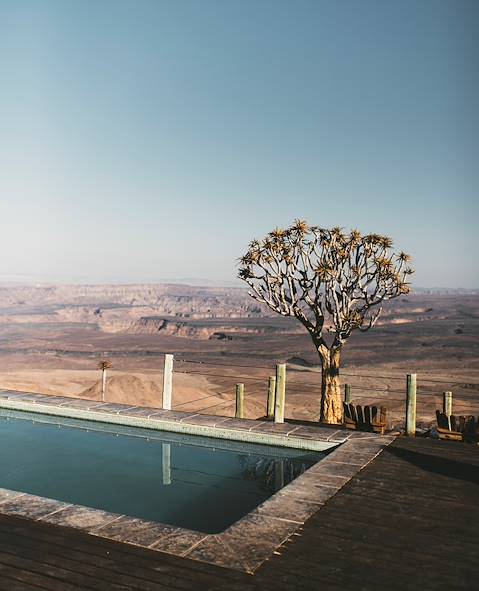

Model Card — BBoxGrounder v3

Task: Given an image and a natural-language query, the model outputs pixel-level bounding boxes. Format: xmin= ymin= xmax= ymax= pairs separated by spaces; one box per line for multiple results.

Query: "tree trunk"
xmin=319 ymin=347 xmax=342 ymax=424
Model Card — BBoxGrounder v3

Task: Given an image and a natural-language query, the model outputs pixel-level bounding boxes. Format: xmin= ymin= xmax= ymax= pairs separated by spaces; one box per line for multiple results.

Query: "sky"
xmin=0 ymin=0 xmax=478 ymax=288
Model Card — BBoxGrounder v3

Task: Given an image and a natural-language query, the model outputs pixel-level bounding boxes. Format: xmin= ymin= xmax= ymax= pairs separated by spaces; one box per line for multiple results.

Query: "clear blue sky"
xmin=0 ymin=0 xmax=477 ymax=287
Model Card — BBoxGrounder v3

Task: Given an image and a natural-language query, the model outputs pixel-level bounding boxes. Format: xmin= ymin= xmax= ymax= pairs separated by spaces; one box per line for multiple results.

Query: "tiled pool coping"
xmin=0 ymin=390 xmax=396 ymax=573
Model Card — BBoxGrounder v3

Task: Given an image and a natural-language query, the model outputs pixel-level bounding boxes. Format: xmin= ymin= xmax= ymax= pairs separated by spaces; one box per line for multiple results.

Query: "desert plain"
xmin=0 ymin=283 xmax=478 ymax=429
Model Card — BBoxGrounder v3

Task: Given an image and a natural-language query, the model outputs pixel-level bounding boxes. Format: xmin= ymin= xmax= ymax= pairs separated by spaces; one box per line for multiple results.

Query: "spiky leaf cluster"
xmin=98 ymin=360 xmax=113 ymax=370
xmin=238 ymin=221 xmax=413 ymax=349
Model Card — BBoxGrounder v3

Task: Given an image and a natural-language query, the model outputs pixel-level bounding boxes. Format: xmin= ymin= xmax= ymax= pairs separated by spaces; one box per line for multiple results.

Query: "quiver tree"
xmin=238 ymin=221 xmax=413 ymax=424
xmin=98 ymin=359 xmax=112 ymax=402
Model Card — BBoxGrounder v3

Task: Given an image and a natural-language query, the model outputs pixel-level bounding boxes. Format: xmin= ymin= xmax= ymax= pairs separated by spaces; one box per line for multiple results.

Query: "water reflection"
xmin=238 ymin=455 xmax=309 ymax=493
xmin=162 ymin=443 xmax=171 ymax=485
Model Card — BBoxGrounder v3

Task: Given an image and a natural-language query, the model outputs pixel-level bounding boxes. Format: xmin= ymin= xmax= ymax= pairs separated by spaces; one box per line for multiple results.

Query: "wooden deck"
xmin=0 ymin=436 xmax=477 ymax=590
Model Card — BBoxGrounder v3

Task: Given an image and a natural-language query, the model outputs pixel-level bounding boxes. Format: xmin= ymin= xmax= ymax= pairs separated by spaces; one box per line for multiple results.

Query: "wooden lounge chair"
xmin=435 ymin=411 xmax=478 ymax=443
xmin=343 ymin=402 xmax=387 ymax=435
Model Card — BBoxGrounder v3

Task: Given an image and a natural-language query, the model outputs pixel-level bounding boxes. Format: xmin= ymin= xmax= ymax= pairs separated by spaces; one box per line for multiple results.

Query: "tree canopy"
xmin=238 ymin=220 xmax=413 ymax=350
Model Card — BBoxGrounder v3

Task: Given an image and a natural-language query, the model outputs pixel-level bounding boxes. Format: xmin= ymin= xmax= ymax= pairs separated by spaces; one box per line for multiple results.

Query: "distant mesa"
xmin=126 ymin=316 xmax=299 ymax=340
xmin=209 ymin=332 xmax=233 ymax=341
xmin=127 ymin=317 xmax=214 ymax=339
xmin=0 ymin=283 xmax=477 ymax=344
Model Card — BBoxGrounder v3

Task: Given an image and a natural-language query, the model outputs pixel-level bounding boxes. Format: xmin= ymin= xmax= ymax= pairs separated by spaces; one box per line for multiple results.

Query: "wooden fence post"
xmin=406 ymin=373 xmax=417 ymax=436
xmin=274 ymin=364 xmax=286 ymax=423
xmin=443 ymin=391 xmax=453 ymax=416
xmin=267 ymin=376 xmax=276 ymax=419
xmin=344 ymin=383 xmax=352 ymax=404
xmin=162 ymin=354 xmax=173 ymax=410
xmin=443 ymin=391 xmax=453 ymax=430
xmin=235 ymin=383 xmax=245 ymax=419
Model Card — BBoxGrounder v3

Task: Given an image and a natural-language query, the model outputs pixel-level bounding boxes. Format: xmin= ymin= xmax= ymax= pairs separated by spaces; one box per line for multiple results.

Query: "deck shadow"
xmin=383 ymin=444 xmax=479 ymax=485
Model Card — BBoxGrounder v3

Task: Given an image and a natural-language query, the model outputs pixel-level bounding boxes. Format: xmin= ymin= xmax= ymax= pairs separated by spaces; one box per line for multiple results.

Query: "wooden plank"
xmin=355 ymin=404 xmax=364 ymax=425
xmin=0 ymin=547 xmax=141 ymax=591
xmin=364 ymin=405 xmax=371 ymax=426
xmin=0 ymin=537 xmax=176 ymax=591
xmin=307 ymin=502 xmax=479 ymax=554
xmin=349 ymin=403 xmax=358 ymax=423
xmin=0 ymin=575 xmax=47 ymax=591
xmin=0 ymin=517 xmax=246 ymax=587
xmin=265 ymin=533 xmax=473 ymax=586
xmin=0 ymin=559 xmax=88 ymax=591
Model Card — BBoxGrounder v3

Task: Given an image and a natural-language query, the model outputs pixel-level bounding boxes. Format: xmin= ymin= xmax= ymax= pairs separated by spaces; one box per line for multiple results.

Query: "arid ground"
xmin=0 ymin=284 xmax=477 ymax=429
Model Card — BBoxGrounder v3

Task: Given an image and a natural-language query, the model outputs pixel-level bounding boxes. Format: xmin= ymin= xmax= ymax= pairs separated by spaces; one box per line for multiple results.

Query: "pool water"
xmin=0 ymin=409 xmax=324 ymax=533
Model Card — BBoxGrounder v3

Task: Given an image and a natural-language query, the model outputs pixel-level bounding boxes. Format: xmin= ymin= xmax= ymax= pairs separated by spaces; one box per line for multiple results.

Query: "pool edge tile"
xmin=0 ymin=493 xmax=70 ymax=519
xmin=0 ymin=489 xmax=27 ymax=504
xmin=0 ymin=399 xmax=338 ymax=452
xmin=91 ymin=515 xmax=180 ymax=547
xmin=149 ymin=528 xmax=209 ymax=556
xmin=40 ymin=504 xmax=123 ymax=531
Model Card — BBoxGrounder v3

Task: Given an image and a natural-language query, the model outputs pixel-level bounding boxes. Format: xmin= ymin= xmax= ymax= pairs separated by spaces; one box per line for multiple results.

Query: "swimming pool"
xmin=0 ymin=393 xmax=392 ymax=572
xmin=0 ymin=409 xmax=325 ymax=533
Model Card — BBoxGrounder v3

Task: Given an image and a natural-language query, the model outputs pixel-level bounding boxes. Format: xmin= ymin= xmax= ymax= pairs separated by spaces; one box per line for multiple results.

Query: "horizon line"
xmin=0 ymin=278 xmax=477 ymax=293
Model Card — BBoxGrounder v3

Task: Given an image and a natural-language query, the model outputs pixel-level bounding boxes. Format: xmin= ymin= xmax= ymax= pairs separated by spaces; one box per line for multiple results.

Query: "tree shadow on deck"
xmin=383 ymin=444 xmax=479 ymax=486
xmin=283 ymin=418 xmax=340 ymax=430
